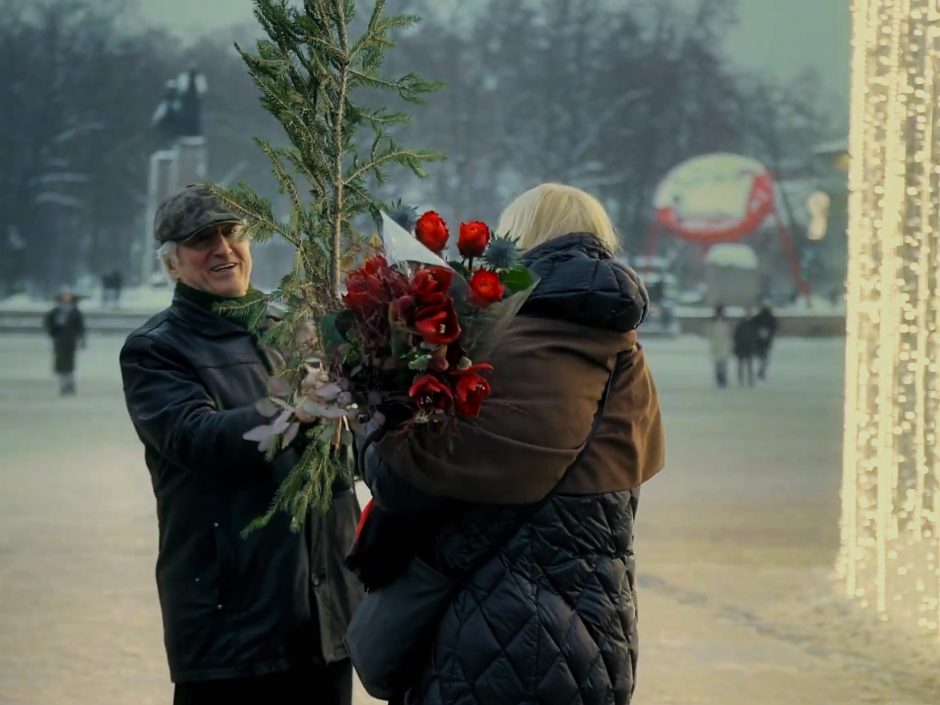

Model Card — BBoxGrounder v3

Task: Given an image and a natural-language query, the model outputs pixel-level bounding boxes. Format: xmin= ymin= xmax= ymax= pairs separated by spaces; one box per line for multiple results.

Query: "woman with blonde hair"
xmin=350 ymin=182 xmax=665 ymax=705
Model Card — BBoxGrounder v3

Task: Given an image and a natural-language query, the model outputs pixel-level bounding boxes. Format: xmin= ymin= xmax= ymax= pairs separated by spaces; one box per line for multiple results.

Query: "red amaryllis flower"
xmin=409 ymin=266 xmax=453 ymax=306
xmin=414 ymin=299 xmax=462 ymax=345
xmin=453 ymin=363 xmax=493 ymax=417
xmin=458 ymin=221 xmax=490 ymax=258
xmin=344 ymin=255 xmax=391 ymax=314
xmin=415 ymin=211 xmax=450 ymax=253
xmin=468 ymin=269 xmax=505 ymax=306
xmin=408 ymin=374 xmax=454 ymax=413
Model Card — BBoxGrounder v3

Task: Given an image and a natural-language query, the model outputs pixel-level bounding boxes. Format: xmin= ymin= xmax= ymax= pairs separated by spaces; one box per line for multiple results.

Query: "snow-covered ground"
xmin=0 ymin=333 xmax=936 ymax=705
xmin=0 ymin=286 xmax=174 ymax=315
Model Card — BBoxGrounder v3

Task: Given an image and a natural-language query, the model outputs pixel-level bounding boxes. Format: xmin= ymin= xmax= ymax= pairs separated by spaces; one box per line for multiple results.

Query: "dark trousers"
xmin=757 ymin=349 xmax=771 ymax=379
xmin=715 ymin=360 xmax=728 ymax=388
xmin=173 ymin=660 xmax=352 ymax=705
xmin=736 ymin=355 xmax=754 ymax=387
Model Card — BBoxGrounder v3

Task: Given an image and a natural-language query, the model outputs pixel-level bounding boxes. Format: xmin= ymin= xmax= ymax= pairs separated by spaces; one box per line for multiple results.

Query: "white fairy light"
xmin=839 ymin=0 xmax=940 ymax=635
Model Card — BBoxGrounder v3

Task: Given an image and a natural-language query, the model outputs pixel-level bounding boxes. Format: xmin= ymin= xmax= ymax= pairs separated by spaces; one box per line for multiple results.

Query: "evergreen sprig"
xmin=210 ymin=0 xmax=442 ymax=353
xmin=210 ymin=0 xmax=442 ymax=529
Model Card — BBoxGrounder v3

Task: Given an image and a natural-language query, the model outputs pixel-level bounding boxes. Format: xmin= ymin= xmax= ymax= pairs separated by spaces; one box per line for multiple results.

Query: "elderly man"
xmin=120 ymin=185 xmax=362 ymax=705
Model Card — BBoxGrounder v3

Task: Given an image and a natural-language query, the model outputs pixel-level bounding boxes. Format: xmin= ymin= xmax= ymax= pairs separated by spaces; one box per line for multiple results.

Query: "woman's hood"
xmin=520 ymin=232 xmax=649 ymax=332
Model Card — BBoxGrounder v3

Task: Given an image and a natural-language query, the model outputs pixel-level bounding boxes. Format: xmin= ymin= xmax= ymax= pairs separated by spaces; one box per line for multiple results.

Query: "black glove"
xmin=344 ymin=500 xmax=423 ymax=592
xmin=374 ymin=401 xmax=413 ymax=432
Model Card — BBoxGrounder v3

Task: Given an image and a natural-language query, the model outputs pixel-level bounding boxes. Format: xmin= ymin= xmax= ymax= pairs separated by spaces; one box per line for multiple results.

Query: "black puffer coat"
xmin=362 ymin=233 xmax=659 ymax=705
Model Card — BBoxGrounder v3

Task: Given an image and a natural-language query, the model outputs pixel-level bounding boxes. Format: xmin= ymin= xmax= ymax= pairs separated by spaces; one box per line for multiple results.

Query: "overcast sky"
xmin=133 ymin=0 xmax=850 ymax=103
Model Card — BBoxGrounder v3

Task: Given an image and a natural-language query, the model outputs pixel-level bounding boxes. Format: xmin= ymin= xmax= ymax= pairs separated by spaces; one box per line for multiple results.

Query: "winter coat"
xmin=44 ymin=303 xmax=85 ymax=373
xmin=733 ymin=318 xmax=759 ymax=358
xmin=706 ymin=317 xmax=733 ymax=361
xmin=120 ymin=285 xmax=363 ymax=683
xmin=361 ymin=233 xmax=664 ymax=705
xmin=752 ymin=309 xmax=777 ymax=354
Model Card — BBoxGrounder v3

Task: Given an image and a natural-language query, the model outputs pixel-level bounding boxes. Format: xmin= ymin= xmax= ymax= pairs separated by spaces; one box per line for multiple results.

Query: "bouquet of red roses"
xmin=242 ymin=209 xmax=536 ymax=531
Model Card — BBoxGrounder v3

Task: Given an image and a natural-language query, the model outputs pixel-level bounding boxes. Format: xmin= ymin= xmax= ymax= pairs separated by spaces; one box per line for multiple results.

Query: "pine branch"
xmin=345 ymin=147 xmax=444 ymax=186
xmin=207 ymin=183 xmax=287 ymax=244
xmin=329 ymin=0 xmax=351 ymax=304
xmin=227 ymin=0 xmax=442 ymax=524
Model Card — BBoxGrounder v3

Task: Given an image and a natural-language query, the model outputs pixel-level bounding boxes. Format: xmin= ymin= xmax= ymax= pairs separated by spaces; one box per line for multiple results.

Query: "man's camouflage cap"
xmin=153 ymin=184 xmax=242 ymax=244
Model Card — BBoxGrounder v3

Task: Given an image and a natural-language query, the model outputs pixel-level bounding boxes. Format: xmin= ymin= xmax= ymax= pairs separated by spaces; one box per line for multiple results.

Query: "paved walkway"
xmin=0 ymin=334 xmax=936 ymax=704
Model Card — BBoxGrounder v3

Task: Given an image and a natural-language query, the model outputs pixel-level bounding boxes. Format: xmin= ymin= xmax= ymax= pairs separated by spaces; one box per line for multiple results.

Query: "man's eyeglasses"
xmin=182 ymin=223 xmax=245 ymax=250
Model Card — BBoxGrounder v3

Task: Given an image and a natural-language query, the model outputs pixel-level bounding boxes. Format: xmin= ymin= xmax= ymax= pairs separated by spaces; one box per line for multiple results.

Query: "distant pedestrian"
xmin=733 ymin=308 xmax=758 ymax=387
xmin=753 ymin=303 xmax=778 ymax=380
xmin=43 ymin=289 xmax=85 ymax=395
xmin=100 ymin=272 xmax=110 ymax=307
xmin=109 ymin=269 xmax=123 ymax=307
xmin=707 ymin=306 xmax=733 ymax=388
xmin=101 ymin=269 xmax=124 ymax=308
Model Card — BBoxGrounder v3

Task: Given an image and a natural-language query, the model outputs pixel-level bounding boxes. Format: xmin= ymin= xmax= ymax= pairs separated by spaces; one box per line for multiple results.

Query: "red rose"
xmin=344 ymin=255 xmax=391 ymax=314
xmin=409 ymin=266 xmax=453 ymax=306
xmin=453 ymin=363 xmax=493 ymax=417
xmin=415 ymin=211 xmax=450 ymax=253
xmin=414 ymin=299 xmax=462 ymax=345
xmin=468 ymin=269 xmax=505 ymax=306
xmin=458 ymin=221 xmax=490 ymax=258
xmin=408 ymin=374 xmax=453 ymax=413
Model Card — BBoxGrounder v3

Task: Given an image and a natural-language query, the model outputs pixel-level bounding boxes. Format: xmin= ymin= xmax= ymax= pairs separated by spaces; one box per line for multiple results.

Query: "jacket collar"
xmin=518 ymin=232 xmax=647 ymax=332
xmin=169 ymin=286 xmax=250 ymax=338
xmin=522 ymin=232 xmax=612 ymax=266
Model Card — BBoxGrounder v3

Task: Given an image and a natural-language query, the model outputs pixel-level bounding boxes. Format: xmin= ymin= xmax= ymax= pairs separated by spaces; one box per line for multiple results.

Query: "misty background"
xmin=0 ymin=0 xmax=848 ymax=298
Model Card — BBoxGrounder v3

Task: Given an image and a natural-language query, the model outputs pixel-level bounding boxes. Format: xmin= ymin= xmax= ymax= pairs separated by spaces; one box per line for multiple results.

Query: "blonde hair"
xmin=495 ymin=183 xmax=620 ymax=252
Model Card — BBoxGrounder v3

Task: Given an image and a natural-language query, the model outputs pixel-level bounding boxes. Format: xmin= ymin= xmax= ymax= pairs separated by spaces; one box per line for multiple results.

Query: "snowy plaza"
xmin=1 ymin=331 xmax=937 ymax=705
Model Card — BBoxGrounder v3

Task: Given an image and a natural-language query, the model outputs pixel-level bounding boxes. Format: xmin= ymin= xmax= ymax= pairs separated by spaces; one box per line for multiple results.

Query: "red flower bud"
xmin=415 ymin=211 xmax=450 ymax=253
xmin=390 ymin=294 xmax=415 ymax=323
xmin=458 ymin=221 xmax=491 ymax=258
xmin=468 ymin=269 xmax=505 ymax=307
xmin=409 ymin=266 xmax=453 ymax=306
xmin=343 ymin=255 xmax=391 ymax=315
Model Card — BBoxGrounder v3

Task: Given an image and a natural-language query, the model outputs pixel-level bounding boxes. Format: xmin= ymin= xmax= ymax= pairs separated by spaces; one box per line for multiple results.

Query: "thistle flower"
xmin=483 ymin=233 xmax=521 ymax=270
xmin=387 ymin=199 xmax=419 ymax=232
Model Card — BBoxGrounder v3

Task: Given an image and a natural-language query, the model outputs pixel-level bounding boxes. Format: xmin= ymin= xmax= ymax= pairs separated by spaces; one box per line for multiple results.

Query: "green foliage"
xmin=500 ymin=267 xmax=536 ymax=295
xmin=211 ymin=0 xmax=442 ymax=332
xmin=218 ymin=0 xmax=442 ymax=528
xmin=241 ymin=428 xmax=352 ymax=536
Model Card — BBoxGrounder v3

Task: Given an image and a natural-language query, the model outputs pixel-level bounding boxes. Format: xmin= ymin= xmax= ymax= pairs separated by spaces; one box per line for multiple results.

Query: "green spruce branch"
xmin=211 ymin=0 xmax=441 ymax=337
xmin=210 ymin=0 xmax=442 ymax=528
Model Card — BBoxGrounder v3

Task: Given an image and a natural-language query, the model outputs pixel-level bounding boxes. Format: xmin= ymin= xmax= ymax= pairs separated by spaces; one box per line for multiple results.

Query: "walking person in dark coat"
xmin=753 ymin=303 xmax=778 ymax=380
xmin=733 ymin=308 xmax=758 ymax=387
xmin=43 ymin=289 xmax=85 ymax=395
xmin=350 ymin=183 xmax=665 ymax=705
xmin=120 ymin=185 xmax=363 ymax=705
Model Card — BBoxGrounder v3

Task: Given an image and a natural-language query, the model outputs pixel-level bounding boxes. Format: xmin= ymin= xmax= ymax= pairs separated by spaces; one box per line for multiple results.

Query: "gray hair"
xmin=156 ymin=223 xmax=248 ymax=284
xmin=156 ymin=241 xmax=180 ymax=283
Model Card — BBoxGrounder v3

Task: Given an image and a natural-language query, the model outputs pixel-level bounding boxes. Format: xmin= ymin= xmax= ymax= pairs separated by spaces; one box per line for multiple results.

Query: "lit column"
xmin=839 ymin=0 xmax=940 ymax=633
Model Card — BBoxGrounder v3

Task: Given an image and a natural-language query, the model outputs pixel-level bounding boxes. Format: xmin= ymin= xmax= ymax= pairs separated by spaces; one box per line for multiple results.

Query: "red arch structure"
xmin=645 ymin=153 xmax=810 ymax=296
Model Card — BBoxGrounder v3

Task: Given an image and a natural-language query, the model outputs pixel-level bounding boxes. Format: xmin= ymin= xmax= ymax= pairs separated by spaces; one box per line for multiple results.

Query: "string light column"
xmin=839 ymin=0 xmax=940 ymax=634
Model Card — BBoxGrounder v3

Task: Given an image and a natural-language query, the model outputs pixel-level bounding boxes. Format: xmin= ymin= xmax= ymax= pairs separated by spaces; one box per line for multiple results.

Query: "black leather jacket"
xmin=120 ymin=286 xmax=363 ymax=683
